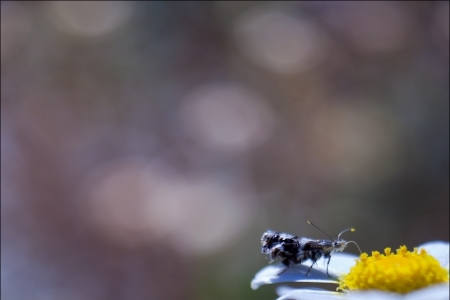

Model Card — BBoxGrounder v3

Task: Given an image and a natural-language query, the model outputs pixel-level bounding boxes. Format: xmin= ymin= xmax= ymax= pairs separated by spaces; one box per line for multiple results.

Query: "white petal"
xmin=417 ymin=241 xmax=449 ymax=269
xmin=313 ymin=253 xmax=359 ymax=277
xmin=404 ymin=284 xmax=450 ymax=300
xmin=345 ymin=290 xmax=403 ymax=300
xmin=276 ymin=286 xmax=343 ymax=300
xmin=276 ymin=285 xmax=330 ymax=295
xmin=250 ymin=263 xmax=338 ymax=290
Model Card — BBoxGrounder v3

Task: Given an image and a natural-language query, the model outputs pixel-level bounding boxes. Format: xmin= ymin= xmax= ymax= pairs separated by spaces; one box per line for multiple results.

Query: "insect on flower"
xmin=261 ymin=221 xmax=361 ymax=277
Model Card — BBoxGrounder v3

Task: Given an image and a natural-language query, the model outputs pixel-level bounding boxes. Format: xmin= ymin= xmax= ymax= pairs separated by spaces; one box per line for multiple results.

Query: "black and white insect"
xmin=261 ymin=221 xmax=361 ymax=277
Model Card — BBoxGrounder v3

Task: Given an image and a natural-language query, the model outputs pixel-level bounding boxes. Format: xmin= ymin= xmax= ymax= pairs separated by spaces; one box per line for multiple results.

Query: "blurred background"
xmin=1 ymin=1 xmax=448 ymax=299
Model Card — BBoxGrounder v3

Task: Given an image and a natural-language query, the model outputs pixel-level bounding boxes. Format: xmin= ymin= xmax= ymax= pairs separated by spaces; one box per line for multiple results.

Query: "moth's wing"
xmin=299 ymin=239 xmax=325 ymax=251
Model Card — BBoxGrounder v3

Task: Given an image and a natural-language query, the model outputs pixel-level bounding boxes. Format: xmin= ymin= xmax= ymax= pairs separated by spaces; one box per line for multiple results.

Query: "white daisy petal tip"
xmin=250 ymin=263 xmax=339 ymax=290
xmin=404 ymin=283 xmax=450 ymax=300
xmin=418 ymin=241 xmax=449 ymax=269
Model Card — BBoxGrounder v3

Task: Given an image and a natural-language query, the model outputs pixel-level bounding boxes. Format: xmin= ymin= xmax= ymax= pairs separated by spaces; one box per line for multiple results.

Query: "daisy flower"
xmin=251 ymin=241 xmax=449 ymax=300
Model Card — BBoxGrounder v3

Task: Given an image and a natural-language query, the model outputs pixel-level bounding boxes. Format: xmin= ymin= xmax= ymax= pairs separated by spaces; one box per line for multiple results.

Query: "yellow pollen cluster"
xmin=339 ymin=246 xmax=449 ymax=294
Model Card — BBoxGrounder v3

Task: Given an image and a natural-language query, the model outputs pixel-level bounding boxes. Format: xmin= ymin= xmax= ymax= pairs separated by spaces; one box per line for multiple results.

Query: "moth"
xmin=261 ymin=221 xmax=361 ymax=276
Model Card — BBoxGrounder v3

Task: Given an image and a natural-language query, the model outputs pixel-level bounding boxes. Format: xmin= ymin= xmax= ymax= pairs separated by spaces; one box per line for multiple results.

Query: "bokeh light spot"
xmin=46 ymin=1 xmax=132 ymax=37
xmin=233 ymin=4 xmax=328 ymax=74
xmin=83 ymin=158 xmax=155 ymax=245
xmin=144 ymin=170 xmax=254 ymax=255
xmin=82 ymin=158 xmax=254 ymax=255
xmin=180 ymin=83 xmax=276 ymax=154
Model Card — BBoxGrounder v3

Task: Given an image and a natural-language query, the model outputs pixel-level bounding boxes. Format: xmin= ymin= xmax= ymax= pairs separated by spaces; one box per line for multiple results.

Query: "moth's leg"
xmin=295 ymin=251 xmax=305 ymax=265
xmin=277 ymin=259 xmax=291 ymax=275
xmin=326 ymin=255 xmax=332 ymax=278
xmin=305 ymin=259 xmax=317 ymax=276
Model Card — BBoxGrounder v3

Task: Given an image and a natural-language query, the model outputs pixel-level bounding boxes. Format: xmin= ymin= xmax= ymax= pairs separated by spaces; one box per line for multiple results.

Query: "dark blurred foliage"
xmin=1 ymin=2 xmax=448 ymax=300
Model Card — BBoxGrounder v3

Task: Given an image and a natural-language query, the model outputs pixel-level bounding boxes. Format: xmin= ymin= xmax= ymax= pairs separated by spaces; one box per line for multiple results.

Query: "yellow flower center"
xmin=338 ymin=246 xmax=449 ymax=294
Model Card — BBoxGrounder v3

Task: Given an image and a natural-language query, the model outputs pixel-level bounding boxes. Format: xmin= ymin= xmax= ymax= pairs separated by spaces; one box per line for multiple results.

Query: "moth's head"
xmin=333 ymin=240 xmax=348 ymax=252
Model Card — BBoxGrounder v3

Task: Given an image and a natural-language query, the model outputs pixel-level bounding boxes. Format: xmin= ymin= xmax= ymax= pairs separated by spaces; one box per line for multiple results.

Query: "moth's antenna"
xmin=337 ymin=227 xmax=355 ymax=240
xmin=307 ymin=221 xmax=335 ymax=241
xmin=337 ymin=227 xmax=361 ymax=254
xmin=308 ymin=221 xmax=358 ymax=243
xmin=345 ymin=241 xmax=362 ymax=254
